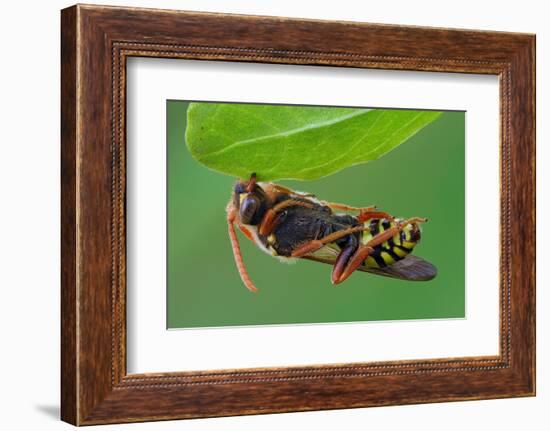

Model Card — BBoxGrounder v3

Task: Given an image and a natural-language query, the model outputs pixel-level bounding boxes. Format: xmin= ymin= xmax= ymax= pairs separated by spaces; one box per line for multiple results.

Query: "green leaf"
xmin=186 ymin=102 xmax=442 ymax=181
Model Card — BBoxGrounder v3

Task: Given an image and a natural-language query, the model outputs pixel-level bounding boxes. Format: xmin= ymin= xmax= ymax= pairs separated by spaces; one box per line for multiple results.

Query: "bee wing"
xmin=359 ymin=255 xmax=437 ymax=281
xmin=303 ymin=247 xmax=437 ymax=282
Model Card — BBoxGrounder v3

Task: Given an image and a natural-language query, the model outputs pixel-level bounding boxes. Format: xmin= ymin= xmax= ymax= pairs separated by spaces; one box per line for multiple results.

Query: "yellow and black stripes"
xmin=361 ymin=218 xmax=421 ymax=268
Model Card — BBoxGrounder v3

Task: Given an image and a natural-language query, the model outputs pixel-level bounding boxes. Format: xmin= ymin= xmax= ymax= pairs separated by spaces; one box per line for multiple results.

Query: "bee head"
xmin=233 ymin=173 xmax=267 ymax=225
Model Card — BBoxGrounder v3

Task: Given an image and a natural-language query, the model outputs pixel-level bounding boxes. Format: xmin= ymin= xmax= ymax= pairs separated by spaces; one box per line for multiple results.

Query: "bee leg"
xmin=290 ymin=239 xmax=326 ymax=257
xmin=334 ymin=217 xmax=428 ymax=283
xmin=227 ymin=204 xmax=259 ymax=293
xmin=291 ymin=225 xmax=371 ymax=258
xmin=258 ymin=209 xmax=278 ymax=236
xmin=357 ymin=210 xmax=395 ymax=223
xmin=331 ymin=234 xmax=359 ymax=284
xmin=333 ymin=246 xmax=374 ymax=285
xmin=320 ymin=202 xmax=395 ymax=225
xmin=270 ymin=183 xmax=316 ymax=198
xmin=320 ymin=201 xmax=378 ymax=213
xmin=259 ymin=199 xmax=314 ymax=236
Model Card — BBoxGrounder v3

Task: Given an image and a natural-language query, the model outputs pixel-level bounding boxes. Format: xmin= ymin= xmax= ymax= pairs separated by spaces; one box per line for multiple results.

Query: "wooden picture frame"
xmin=61 ymin=4 xmax=535 ymax=425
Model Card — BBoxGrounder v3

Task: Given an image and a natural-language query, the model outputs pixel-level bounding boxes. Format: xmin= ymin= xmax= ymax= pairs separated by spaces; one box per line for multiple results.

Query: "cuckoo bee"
xmin=227 ymin=173 xmax=437 ymax=292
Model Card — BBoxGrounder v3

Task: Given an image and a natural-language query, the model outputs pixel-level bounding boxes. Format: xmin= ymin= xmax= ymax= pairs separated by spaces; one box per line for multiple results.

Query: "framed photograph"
xmin=61 ymin=4 xmax=535 ymax=425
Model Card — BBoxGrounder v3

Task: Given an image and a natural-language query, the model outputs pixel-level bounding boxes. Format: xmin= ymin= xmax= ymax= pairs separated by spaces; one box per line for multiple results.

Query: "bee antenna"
xmin=227 ymin=206 xmax=259 ymax=293
xmin=246 ymin=172 xmax=257 ymax=193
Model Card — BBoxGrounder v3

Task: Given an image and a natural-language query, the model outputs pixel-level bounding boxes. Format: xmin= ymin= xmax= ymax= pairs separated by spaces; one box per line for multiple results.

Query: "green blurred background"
xmin=167 ymin=100 xmax=465 ymax=328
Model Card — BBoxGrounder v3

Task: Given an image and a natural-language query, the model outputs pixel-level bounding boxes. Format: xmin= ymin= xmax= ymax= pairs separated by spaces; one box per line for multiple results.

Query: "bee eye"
xmin=240 ymin=195 xmax=260 ymax=224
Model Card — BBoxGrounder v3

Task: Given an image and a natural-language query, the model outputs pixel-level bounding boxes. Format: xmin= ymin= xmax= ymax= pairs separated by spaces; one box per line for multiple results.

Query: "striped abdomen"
xmin=361 ymin=218 xmax=421 ymax=268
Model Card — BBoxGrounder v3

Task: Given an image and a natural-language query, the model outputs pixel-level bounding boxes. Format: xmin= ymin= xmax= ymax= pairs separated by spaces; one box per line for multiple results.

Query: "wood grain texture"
xmin=60 ymin=4 xmax=536 ymax=425
xmin=60 ymin=6 xmax=78 ymax=424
